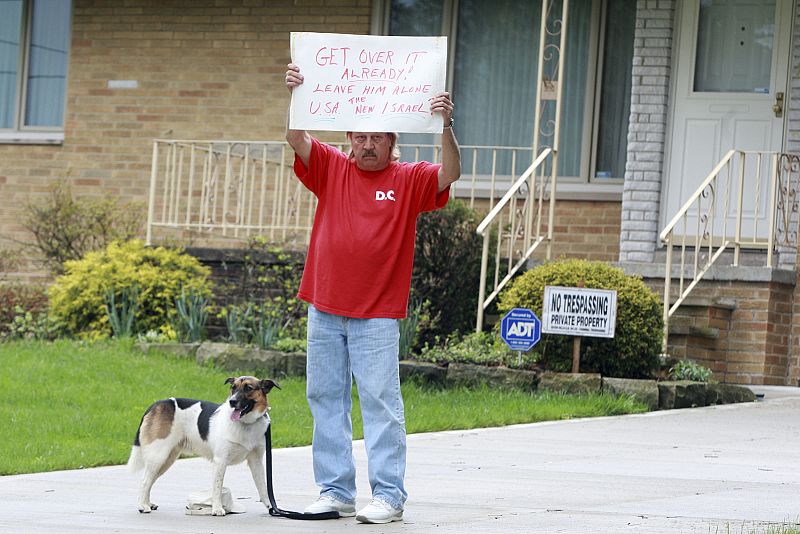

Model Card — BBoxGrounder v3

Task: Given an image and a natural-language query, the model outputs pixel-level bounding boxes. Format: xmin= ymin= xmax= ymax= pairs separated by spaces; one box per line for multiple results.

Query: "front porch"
xmin=144 ymin=137 xmax=800 ymax=387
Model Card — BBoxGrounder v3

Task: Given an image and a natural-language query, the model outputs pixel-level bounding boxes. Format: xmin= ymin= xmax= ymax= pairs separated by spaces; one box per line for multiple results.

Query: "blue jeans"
xmin=306 ymin=305 xmax=407 ymax=510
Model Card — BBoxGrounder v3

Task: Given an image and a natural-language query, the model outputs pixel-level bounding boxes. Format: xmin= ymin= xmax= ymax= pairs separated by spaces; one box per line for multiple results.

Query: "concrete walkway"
xmin=1 ymin=386 xmax=799 ymax=534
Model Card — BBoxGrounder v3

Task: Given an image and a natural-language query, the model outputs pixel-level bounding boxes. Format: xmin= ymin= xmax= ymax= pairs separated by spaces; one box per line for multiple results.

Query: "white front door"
xmin=664 ymin=0 xmax=792 ymax=240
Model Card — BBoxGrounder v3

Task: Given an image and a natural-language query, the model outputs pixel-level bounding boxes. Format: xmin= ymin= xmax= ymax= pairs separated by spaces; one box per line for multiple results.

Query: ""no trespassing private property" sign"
xmin=542 ymin=286 xmax=617 ymax=338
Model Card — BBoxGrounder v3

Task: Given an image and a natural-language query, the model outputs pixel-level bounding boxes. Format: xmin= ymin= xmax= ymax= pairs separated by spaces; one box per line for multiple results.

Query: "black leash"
xmin=264 ymin=424 xmax=340 ymax=520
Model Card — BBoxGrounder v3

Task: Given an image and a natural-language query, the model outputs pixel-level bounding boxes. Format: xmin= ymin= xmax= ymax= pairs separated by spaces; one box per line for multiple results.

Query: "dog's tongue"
xmin=230 ymin=409 xmax=242 ymax=422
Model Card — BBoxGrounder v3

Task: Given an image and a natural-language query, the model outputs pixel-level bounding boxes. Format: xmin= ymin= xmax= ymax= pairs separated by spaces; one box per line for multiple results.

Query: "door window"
xmin=694 ymin=0 xmax=776 ymax=93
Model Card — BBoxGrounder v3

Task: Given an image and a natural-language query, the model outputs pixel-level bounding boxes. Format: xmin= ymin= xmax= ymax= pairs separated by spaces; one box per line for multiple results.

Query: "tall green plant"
xmin=221 ymin=302 xmax=283 ymax=349
xmin=399 ymin=299 xmax=425 ymax=359
xmin=173 ymin=288 xmax=209 ymax=342
xmin=223 ymin=304 xmax=255 ymax=345
xmin=105 ymin=286 xmax=140 ymax=338
xmin=253 ymin=314 xmax=282 ymax=350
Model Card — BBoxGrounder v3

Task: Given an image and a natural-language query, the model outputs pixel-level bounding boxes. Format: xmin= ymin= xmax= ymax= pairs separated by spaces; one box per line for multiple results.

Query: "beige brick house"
xmin=2 ymin=0 xmax=800 ymax=386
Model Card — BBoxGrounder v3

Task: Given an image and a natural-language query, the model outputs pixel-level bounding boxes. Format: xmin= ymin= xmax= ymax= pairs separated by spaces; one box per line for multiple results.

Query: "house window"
xmin=383 ymin=0 xmax=635 ymax=182
xmin=0 ymin=0 xmax=72 ymax=138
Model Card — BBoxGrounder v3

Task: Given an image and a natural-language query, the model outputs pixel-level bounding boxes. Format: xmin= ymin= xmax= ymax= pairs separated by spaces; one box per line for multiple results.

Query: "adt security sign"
xmin=500 ymin=308 xmax=541 ymax=352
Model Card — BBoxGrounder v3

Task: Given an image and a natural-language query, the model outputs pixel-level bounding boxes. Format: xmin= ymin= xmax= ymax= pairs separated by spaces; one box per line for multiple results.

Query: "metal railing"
xmin=659 ymin=150 xmax=800 ymax=353
xmin=475 ymin=148 xmax=555 ymax=331
xmin=473 ymin=0 xmax=569 ymax=332
xmin=145 ymin=138 xmax=537 ymax=246
xmin=393 ymin=142 xmax=540 ymax=211
xmin=146 ymin=139 xmax=316 ymax=246
xmin=145 ymin=138 xmax=560 ymax=332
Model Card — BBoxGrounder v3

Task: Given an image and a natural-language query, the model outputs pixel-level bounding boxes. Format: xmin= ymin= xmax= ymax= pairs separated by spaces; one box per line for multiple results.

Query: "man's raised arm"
xmin=285 ymin=63 xmax=312 ymax=167
xmin=430 ymin=92 xmax=461 ymax=193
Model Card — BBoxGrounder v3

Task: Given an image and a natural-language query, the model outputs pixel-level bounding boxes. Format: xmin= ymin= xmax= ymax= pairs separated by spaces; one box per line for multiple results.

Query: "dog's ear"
xmin=224 ymin=377 xmax=236 ymax=386
xmin=260 ymin=379 xmax=280 ymax=393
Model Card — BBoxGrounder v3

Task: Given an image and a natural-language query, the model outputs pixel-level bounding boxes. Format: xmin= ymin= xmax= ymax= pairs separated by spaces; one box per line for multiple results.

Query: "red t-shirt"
xmin=293 ymin=138 xmax=450 ymax=318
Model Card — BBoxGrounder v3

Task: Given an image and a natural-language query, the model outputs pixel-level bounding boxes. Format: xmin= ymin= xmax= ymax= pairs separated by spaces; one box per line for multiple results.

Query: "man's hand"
xmin=286 ymin=63 xmax=304 ymax=93
xmin=429 ymin=92 xmax=454 ymax=126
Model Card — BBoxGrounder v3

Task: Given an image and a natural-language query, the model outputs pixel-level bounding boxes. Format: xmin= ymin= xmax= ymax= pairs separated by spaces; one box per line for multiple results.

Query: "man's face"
xmin=350 ymin=132 xmax=392 ymax=171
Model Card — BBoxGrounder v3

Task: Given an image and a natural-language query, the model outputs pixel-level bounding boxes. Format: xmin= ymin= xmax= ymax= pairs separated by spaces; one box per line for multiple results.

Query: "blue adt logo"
xmin=500 ymin=308 xmax=542 ymax=352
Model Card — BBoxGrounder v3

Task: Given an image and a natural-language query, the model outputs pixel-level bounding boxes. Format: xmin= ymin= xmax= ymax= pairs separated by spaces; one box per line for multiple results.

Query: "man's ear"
xmin=260 ymin=379 xmax=280 ymax=393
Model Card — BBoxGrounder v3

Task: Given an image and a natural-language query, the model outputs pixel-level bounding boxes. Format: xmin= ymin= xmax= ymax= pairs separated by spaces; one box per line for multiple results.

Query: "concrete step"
xmin=668 ymin=324 xmax=720 ymax=339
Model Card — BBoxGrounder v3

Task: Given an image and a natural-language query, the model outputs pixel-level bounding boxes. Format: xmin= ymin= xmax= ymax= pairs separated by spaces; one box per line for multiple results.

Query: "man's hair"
xmin=346 ymin=132 xmax=401 ymax=161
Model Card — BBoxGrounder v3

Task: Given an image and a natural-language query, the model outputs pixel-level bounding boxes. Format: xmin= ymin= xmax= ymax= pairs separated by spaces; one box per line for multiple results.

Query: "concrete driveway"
xmin=1 ymin=385 xmax=798 ymax=534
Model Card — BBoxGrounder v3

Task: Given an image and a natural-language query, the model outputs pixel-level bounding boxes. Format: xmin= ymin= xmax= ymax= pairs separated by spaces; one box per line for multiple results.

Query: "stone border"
xmin=137 ymin=341 xmax=306 ymax=378
xmin=137 ymin=342 xmax=755 ymax=411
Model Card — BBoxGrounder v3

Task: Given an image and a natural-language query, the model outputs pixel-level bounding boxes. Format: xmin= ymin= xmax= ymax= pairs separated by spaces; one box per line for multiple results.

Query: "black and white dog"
xmin=128 ymin=376 xmax=279 ymax=516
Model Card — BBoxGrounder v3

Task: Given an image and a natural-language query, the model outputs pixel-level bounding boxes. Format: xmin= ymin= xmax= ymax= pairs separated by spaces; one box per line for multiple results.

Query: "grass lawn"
xmin=0 ymin=339 xmax=648 ymax=475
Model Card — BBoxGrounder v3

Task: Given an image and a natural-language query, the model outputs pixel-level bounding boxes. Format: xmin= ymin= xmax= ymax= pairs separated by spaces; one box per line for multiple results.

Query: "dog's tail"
xmin=127 ymin=418 xmax=145 ymax=472
xmin=128 ymin=404 xmax=151 ymax=472
xmin=127 ymin=445 xmax=144 ymax=472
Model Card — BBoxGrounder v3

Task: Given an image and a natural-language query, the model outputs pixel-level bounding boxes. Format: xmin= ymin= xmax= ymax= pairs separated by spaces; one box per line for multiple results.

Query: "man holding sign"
xmin=285 ymin=39 xmax=460 ymax=524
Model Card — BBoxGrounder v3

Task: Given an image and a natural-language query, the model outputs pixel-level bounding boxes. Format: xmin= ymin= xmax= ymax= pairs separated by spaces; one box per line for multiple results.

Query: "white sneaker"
xmin=355 ymin=498 xmax=403 ymax=524
xmin=303 ymin=494 xmax=356 ymax=517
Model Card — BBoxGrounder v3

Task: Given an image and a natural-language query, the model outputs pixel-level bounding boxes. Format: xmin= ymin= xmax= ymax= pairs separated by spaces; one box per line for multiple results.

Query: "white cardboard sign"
xmin=542 ymin=286 xmax=618 ymax=338
xmin=289 ymin=32 xmax=447 ymax=133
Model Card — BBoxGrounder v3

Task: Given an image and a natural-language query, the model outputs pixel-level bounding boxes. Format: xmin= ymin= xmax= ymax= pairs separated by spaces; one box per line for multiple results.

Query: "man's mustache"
xmin=361 ymin=150 xmax=377 ymax=157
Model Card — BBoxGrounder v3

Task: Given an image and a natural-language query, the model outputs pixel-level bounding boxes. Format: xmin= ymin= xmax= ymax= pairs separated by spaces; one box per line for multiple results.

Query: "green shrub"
xmin=412 ymin=200 xmax=484 ymax=350
xmin=2 ymin=306 xmax=61 ymax=341
xmin=414 ymin=332 xmax=539 ymax=370
xmin=498 ymin=259 xmax=663 ymax=378
xmin=48 ymin=240 xmax=211 ymax=339
xmin=668 ymin=359 xmax=712 ymax=382
xmin=136 ymin=328 xmax=176 ymax=344
xmin=273 ymin=337 xmax=306 ymax=352
xmin=23 ymin=180 xmax=143 ymax=274
xmin=0 ymin=284 xmax=49 ymax=337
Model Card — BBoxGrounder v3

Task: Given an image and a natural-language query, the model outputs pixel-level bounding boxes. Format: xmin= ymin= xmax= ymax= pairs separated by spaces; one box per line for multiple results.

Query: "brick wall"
xmin=644 ymin=273 xmax=796 ymax=385
xmin=547 ymin=200 xmax=621 ymax=261
xmin=618 ymin=0 xmax=675 ymax=263
xmin=0 ymin=0 xmax=370 ymax=278
xmin=468 ymin=198 xmax=621 ymax=263
xmin=789 ymin=274 xmax=800 ymax=386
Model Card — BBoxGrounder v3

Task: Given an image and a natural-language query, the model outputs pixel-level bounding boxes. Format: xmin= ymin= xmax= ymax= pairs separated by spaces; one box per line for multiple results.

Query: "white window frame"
xmin=371 ymin=0 xmax=626 ymax=201
xmin=0 ymin=0 xmax=72 ymax=145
